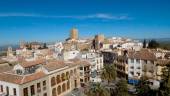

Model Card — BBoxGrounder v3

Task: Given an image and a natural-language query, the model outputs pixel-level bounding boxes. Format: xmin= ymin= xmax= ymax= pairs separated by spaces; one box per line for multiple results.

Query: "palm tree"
xmin=101 ymin=64 xmax=116 ymax=84
xmin=116 ymin=79 xmax=129 ymax=96
xmin=86 ymin=83 xmax=110 ymax=96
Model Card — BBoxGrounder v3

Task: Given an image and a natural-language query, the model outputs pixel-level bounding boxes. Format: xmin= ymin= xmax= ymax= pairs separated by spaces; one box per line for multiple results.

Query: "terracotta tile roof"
xmin=128 ymin=49 xmax=156 ymax=60
xmin=0 ymin=73 xmax=23 ymax=84
xmin=156 ymin=59 xmax=170 ymax=66
xmin=21 ymin=71 xmax=46 ymax=84
xmin=0 ymin=65 xmax=13 ymax=73
xmin=0 ymin=71 xmax=46 ymax=84
xmin=21 ymin=59 xmax=45 ymax=68
xmin=44 ymin=60 xmax=68 ymax=71
xmin=69 ymin=58 xmax=91 ymax=66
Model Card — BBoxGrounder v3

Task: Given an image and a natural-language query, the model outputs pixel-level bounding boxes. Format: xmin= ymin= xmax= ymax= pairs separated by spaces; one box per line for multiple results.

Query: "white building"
xmin=81 ymin=52 xmax=103 ymax=82
xmin=0 ymin=59 xmax=80 ymax=96
xmin=121 ymin=42 xmax=143 ymax=51
xmin=127 ymin=49 xmax=156 ymax=84
xmin=62 ymin=50 xmax=80 ymax=61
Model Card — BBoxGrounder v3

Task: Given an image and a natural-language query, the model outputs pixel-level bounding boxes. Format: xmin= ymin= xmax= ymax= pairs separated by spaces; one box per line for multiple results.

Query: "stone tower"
xmin=70 ymin=28 xmax=78 ymax=40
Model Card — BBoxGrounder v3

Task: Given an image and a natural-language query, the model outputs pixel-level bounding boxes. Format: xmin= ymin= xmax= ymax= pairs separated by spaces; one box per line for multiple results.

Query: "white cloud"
xmin=0 ymin=13 xmax=131 ymax=20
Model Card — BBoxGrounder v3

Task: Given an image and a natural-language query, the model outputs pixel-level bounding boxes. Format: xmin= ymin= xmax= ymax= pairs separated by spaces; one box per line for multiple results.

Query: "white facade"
xmin=121 ymin=42 xmax=142 ymax=51
xmin=63 ymin=50 xmax=80 ymax=60
xmin=81 ymin=52 xmax=103 ymax=82
xmin=0 ymin=81 xmax=20 ymax=96
xmin=128 ymin=58 xmax=143 ymax=79
xmin=128 ymin=58 xmax=155 ymax=80
xmin=0 ymin=61 xmax=80 ymax=96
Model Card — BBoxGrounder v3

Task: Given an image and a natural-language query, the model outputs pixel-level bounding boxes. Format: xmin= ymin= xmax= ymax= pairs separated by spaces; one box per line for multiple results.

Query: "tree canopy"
xmin=148 ymin=39 xmax=159 ymax=49
xmin=101 ymin=64 xmax=116 ymax=84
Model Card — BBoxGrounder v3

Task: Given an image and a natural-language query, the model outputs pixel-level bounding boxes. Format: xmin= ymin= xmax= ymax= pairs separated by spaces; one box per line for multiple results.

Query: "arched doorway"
xmin=52 ymin=88 xmax=56 ymax=96
xmin=57 ymin=85 xmax=61 ymax=95
xmin=67 ymin=81 xmax=70 ymax=90
xmin=56 ymin=75 xmax=61 ymax=84
xmin=62 ymin=83 xmax=66 ymax=92
xmin=51 ymin=77 xmax=56 ymax=86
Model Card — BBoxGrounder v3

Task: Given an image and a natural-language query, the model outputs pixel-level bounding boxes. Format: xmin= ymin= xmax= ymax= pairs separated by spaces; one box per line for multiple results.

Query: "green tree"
xmin=136 ymin=77 xmax=151 ymax=96
xmin=86 ymin=83 xmax=110 ymax=96
xmin=101 ymin=64 xmax=116 ymax=84
xmin=116 ymin=79 xmax=129 ymax=96
xmin=43 ymin=43 xmax=48 ymax=49
xmin=143 ymin=39 xmax=147 ymax=48
xmin=148 ymin=39 xmax=159 ymax=49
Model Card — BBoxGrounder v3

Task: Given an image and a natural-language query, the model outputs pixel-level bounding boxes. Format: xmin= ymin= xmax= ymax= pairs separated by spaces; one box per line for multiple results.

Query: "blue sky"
xmin=0 ymin=0 xmax=170 ymax=45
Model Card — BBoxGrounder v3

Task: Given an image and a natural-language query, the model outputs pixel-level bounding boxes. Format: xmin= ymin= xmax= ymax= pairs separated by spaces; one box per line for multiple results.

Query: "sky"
xmin=0 ymin=0 xmax=170 ymax=45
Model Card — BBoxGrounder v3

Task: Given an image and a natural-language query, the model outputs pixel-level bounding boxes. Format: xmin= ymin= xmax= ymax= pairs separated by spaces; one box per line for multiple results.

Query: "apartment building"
xmin=0 ymin=59 xmax=80 ymax=96
xmin=127 ymin=49 xmax=157 ymax=84
xmin=70 ymin=58 xmax=91 ymax=87
xmin=81 ymin=52 xmax=103 ymax=82
xmin=115 ymin=55 xmax=128 ymax=79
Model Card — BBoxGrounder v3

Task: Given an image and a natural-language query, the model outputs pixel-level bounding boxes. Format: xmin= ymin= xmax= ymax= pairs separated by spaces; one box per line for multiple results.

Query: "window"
xmin=80 ymin=79 xmax=83 ymax=82
xmin=67 ymin=81 xmax=70 ymax=90
xmin=23 ymin=88 xmax=28 ymax=96
xmin=85 ymin=78 xmax=87 ymax=82
xmin=131 ymin=59 xmax=134 ymax=63
xmin=137 ymin=72 xmax=140 ymax=76
xmin=13 ymin=88 xmax=17 ymax=96
xmin=0 ymin=85 xmax=3 ymax=92
xmin=43 ymin=80 xmax=46 ymax=90
xmin=97 ymin=60 xmax=99 ymax=64
xmin=43 ymin=81 xmax=46 ymax=86
xmin=16 ymin=69 xmax=23 ymax=75
xmin=61 ymin=73 xmax=66 ymax=81
xmin=84 ymin=67 xmax=86 ymax=71
xmin=100 ymin=59 xmax=102 ymax=63
xmin=51 ymin=77 xmax=56 ymax=86
xmin=37 ymin=83 xmax=41 ymax=92
xmin=57 ymin=86 xmax=61 ymax=95
xmin=43 ymin=93 xmax=47 ymax=96
xmin=144 ymin=60 xmax=147 ymax=64
xmin=80 ymin=67 xmax=83 ymax=70
xmin=130 ymin=71 xmax=134 ymax=75
xmin=136 ymin=59 xmax=140 ymax=63
xmin=62 ymin=83 xmax=66 ymax=92
xmin=6 ymin=86 xmax=9 ymax=95
xmin=130 ymin=66 xmax=134 ymax=69
xmin=56 ymin=75 xmax=61 ymax=84
xmin=66 ymin=72 xmax=69 ymax=79
xmin=30 ymin=85 xmax=35 ymax=95
xmin=52 ymin=88 xmax=56 ymax=96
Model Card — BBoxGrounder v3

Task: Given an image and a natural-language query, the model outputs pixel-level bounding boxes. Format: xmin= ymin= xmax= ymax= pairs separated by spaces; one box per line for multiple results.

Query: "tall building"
xmin=70 ymin=28 xmax=78 ymax=40
xmin=94 ymin=34 xmax=105 ymax=50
